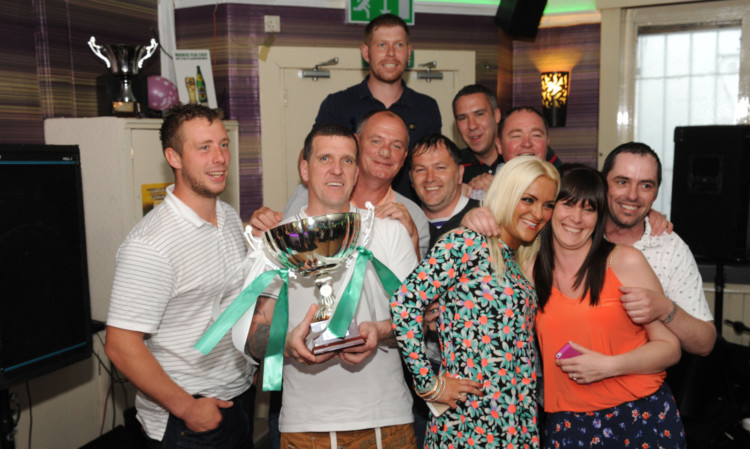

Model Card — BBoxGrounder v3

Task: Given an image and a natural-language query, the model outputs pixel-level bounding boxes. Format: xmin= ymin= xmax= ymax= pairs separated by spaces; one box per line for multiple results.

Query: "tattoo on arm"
xmin=246 ymin=296 xmax=275 ymax=359
xmin=246 ymin=323 xmax=271 ymax=359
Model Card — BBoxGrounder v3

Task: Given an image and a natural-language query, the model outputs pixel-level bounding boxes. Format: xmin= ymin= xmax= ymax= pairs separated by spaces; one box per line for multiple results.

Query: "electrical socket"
xmin=264 ymin=15 xmax=280 ymax=33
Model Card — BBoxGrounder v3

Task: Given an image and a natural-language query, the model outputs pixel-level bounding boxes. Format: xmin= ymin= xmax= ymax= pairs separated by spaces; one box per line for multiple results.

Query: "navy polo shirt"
xmin=314 ymin=76 xmax=442 ymax=202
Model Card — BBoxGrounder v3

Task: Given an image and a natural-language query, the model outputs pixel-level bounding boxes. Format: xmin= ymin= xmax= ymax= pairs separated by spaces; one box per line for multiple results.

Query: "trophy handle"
xmin=137 ymin=38 xmax=159 ymax=69
xmin=359 ymin=202 xmax=376 ymax=248
xmin=87 ymin=36 xmax=111 ymax=68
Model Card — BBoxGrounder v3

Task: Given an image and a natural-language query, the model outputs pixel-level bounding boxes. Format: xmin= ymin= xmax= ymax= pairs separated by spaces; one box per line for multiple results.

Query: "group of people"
xmin=103 ymin=11 xmax=716 ymax=449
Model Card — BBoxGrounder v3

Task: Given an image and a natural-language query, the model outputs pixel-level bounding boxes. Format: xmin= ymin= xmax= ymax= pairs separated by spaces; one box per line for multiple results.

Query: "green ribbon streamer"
xmin=194 ymin=269 xmax=284 ymax=354
xmin=327 ymin=247 xmax=402 ymax=338
xmin=194 ymin=268 xmax=290 ymax=391
xmin=262 ymin=274 xmax=288 ymax=391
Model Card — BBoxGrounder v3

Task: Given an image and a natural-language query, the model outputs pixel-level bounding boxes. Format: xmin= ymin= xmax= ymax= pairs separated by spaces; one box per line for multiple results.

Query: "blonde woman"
xmin=390 ymin=156 xmax=559 ymax=448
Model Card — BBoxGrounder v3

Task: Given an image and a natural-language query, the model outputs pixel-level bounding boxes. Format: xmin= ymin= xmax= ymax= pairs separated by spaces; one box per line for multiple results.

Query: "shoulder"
xmin=326 ymin=82 xmax=362 ymax=99
xmin=405 ymin=86 xmax=439 ymax=107
xmin=611 ymin=244 xmax=661 ymax=290
xmin=459 ymin=148 xmax=477 ymax=164
xmin=394 ymin=192 xmax=428 ymax=222
xmin=435 ymin=227 xmax=486 ymax=250
xmin=612 ymin=244 xmax=648 ymax=269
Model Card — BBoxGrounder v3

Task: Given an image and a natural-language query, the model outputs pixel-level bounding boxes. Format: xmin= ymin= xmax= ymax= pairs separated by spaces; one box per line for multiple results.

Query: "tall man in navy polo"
xmin=314 ymin=13 xmax=441 ymax=202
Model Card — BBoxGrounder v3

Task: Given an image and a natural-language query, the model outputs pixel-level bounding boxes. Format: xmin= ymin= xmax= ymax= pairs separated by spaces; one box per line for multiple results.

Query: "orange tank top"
xmin=535 ymin=266 xmax=665 ymax=412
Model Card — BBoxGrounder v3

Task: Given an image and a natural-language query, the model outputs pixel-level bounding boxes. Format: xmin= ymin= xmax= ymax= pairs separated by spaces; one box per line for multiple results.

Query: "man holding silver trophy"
xmin=245 ymin=124 xmax=418 ymax=448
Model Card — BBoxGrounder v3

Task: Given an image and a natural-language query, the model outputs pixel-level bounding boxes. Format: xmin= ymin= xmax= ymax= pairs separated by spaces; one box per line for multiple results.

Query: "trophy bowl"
xmin=263 ymin=212 xmax=365 ymax=354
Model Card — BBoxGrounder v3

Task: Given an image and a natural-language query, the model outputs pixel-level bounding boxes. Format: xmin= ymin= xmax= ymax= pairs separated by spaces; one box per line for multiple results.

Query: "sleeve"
xmin=389 ymin=231 xmax=465 ymax=391
xmin=662 ymin=238 xmax=714 ymax=321
xmin=314 ymin=94 xmax=341 ymax=129
xmin=107 ymin=239 xmax=174 ymax=333
xmin=424 ymin=97 xmax=442 ymax=136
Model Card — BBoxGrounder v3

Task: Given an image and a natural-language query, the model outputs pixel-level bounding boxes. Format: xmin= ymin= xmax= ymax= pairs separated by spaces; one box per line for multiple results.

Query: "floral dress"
xmin=390 ymin=228 xmax=540 ymax=449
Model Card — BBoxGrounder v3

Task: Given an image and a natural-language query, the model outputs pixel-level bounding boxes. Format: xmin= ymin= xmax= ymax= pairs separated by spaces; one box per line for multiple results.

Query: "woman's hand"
xmin=433 ymin=375 xmax=483 ymax=409
xmin=555 ymin=341 xmax=615 ymax=384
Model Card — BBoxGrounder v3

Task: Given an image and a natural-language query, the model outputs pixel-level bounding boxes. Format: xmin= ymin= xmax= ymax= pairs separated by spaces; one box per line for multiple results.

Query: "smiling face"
xmin=500 ymin=176 xmax=557 ymax=250
xmin=605 ymin=152 xmax=659 ymax=230
xmin=300 ymin=135 xmax=359 ymax=216
xmin=357 ymin=112 xmax=409 ymax=184
xmin=409 ymin=142 xmax=464 ymax=218
xmin=361 ymin=25 xmax=411 ymax=84
xmin=551 ymin=198 xmax=598 ymax=251
xmin=166 ymin=118 xmax=230 ymax=200
xmin=499 ymin=110 xmax=549 ymax=161
xmin=454 ymin=92 xmax=501 ymax=161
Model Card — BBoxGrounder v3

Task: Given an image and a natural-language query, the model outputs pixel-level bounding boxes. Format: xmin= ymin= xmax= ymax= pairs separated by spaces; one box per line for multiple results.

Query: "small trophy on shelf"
xmin=88 ymin=36 xmax=158 ymax=117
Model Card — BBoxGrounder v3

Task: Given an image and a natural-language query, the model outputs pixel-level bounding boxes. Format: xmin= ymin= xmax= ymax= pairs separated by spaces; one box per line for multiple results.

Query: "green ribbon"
xmin=194 ymin=269 xmax=290 ymax=391
xmin=327 ymin=247 xmax=402 ymax=338
xmin=194 ymin=246 xmax=401 ymax=391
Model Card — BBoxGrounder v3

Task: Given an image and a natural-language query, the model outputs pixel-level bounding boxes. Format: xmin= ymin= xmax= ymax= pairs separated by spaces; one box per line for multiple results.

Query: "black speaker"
xmin=672 ymin=125 xmax=750 ymax=262
xmin=494 ymin=0 xmax=548 ymax=40
xmin=0 ymin=144 xmax=92 ymax=389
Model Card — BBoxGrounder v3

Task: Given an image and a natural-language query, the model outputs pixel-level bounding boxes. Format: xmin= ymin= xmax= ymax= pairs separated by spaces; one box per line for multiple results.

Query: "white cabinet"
xmin=44 ymin=117 xmax=240 ymax=321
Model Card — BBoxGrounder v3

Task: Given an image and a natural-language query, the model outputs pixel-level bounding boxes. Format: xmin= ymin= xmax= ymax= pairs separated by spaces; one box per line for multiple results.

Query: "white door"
xmin=260 ymin=46 xmax=475 ymax=210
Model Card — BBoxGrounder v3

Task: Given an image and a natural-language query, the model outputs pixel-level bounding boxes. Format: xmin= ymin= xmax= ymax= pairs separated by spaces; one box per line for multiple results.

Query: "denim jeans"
xmin=147 ymin=385 xmax=256 ymax=449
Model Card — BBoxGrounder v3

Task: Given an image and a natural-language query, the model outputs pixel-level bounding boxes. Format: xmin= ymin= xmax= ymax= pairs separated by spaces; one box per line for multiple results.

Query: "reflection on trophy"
xmin=88 ymin=36 xmax=158 ymax=116
xmin=263 ymin=212 xmax=370 ymax=354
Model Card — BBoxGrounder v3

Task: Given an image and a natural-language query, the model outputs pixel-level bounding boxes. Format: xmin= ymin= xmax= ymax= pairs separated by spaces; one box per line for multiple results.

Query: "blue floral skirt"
xmin=543 ymin=384 xmax=685 ymax=448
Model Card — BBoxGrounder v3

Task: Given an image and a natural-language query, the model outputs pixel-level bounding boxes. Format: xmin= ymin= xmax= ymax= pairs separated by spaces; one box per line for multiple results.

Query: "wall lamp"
xmin=540 ymin=71 xmax=570 ymax=127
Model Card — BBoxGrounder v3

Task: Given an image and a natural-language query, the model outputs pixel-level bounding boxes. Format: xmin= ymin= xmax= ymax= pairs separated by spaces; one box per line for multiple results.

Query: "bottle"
xmin=196 ymin=66 xmax=208 ymax=105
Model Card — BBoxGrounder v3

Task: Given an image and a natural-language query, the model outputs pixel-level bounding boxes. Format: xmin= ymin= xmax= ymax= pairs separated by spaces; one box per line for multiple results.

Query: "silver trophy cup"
xmin=263 ymin=212 xmax=367 ymax=354
xmin=88 ymin=36 xmax=158 ymax=116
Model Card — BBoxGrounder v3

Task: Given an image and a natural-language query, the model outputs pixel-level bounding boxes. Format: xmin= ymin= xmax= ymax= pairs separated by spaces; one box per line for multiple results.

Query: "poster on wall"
xmin=174 ymin=50 xmax=218 ymax=108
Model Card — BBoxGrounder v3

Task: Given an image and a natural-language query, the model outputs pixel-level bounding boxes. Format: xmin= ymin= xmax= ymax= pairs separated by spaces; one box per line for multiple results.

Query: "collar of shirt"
xmin=428 ymin=194 xmax=470 ymax=226
xmin=460 ymin=147 xmax=501 ymax=170
xmin=633 ymin=216 xmax=657 ymax=250
xmin=164 ymin=184 xmax=222 ymax=228
xmin=356 ymin=75 xmax=411 ymax=108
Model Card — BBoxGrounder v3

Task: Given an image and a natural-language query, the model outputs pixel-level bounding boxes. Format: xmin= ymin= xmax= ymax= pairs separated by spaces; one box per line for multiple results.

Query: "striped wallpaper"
xmin=1 ymin=1 xmax=601 ymax=220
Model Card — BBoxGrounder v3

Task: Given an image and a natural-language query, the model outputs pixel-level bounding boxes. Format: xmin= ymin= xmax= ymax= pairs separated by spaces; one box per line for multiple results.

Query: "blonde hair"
xmin=481 ymin=156 xmax=560 ymax=281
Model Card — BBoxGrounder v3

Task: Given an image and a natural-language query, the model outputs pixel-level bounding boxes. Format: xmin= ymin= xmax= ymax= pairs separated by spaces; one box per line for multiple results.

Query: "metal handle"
xmin=87 ymin=36 xmax=110 ymax=68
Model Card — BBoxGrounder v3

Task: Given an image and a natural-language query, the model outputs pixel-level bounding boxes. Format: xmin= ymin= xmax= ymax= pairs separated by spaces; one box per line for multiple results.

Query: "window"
xmin=634 ymin=24 xmax=742 ymax=216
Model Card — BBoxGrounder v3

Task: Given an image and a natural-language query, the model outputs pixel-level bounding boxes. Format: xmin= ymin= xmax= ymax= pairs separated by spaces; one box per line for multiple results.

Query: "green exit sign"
xmin=347 ymin=0 xmax=414 ymax=25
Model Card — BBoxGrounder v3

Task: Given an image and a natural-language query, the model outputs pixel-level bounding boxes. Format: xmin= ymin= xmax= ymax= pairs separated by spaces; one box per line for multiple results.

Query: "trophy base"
xmin=309 ymin=318 xmax=365 ymax=355
xmin=112 ymin=101 xmax=139 ymax=117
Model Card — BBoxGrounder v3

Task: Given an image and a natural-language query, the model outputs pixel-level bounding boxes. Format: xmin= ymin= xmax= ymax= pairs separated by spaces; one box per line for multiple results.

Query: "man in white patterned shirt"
xmin=603 ymin=141 xmax=716 ymax=356
xmin=105 ymin=104 xmax=256 ymax=448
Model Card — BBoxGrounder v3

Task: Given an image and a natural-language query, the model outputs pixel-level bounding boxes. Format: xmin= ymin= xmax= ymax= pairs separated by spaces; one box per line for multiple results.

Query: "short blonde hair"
xmin=482 ymin=155 xmax=560 ymax=280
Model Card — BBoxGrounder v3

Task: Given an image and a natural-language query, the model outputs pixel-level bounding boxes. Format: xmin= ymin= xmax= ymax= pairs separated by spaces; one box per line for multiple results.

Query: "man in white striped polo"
xmin=105 ymin=104 xmax=256 ymax=448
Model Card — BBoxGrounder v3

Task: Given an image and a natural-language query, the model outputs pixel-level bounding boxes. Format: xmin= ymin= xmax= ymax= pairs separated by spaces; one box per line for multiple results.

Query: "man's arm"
xmin=375 ymin=202 xmax=420 ymax=258
xmin=247 ymin=295 xmax=336 ymax=365
xmin=619 ymin=287 xmax=716 ymax=356
xmin=105 ymin=326 xmax=232 ymax=432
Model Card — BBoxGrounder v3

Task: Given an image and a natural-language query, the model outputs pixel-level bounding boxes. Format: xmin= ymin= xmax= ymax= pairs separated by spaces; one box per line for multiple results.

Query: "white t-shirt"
xmin=107 ymin=185 xmax=254 ymax=440
xmin=272 ymin=205 xmax=418 ymax=433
